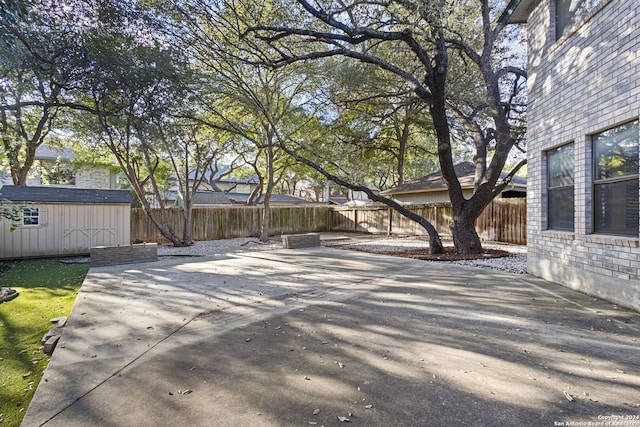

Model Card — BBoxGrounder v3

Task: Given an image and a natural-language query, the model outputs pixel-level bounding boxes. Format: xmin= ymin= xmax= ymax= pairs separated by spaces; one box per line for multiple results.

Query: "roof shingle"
xmin=0 ymin=186 xmax=131 ymax=204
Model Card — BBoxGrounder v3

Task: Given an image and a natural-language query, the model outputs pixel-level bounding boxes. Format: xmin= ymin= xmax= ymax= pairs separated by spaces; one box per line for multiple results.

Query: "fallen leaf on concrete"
xmin=364 ymin=405 xmax=373 ymax=409
xmin=624 ymin=402 xmax=640 ymax=408
xmin=337 ymin=416 xmax=350 ymax=422
xmin=563 ymin=391 xmax=574 ymax=402
xmin=313 ymin=408 xmax=320 ymax=415
xmin=178 ymin=389 xmax=193 ymax=395
xmin=304 ymin=376 xmax=311 ymax=380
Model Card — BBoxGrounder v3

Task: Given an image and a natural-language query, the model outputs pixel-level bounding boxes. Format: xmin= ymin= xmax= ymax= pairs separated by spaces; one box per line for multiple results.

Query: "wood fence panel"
xmin=475 ymin=198 xmax=527 ymax=245
xmin=131 ymin=199 xmax=526 ymax=245
xmin=328 ymin=199 xmax=526 ymax=244
xmin=132 ymin=205 xmax=330 ymax=244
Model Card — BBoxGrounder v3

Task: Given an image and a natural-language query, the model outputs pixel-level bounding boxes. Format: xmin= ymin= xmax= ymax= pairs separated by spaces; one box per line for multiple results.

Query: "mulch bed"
xmin=345 ymin=247 xmax=510 ymax=261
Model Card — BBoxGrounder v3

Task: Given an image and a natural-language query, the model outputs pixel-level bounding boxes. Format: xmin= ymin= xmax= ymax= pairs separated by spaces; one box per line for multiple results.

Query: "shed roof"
xmin=383 ymin=162 xmax=527 ymax=195
xmin=0 ymin=186 xmax=131 ymax=204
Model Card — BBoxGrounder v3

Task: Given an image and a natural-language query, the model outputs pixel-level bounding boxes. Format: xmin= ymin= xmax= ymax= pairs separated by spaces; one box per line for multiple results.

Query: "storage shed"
xmin=0 ymin=186 xmax=131 ymax=259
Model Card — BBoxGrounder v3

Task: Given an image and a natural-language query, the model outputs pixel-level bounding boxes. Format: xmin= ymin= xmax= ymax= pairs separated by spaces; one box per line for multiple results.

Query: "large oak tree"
xmin=241 ymin=0 xmax=527 ymax=253
xmin=0 ymin=0 xmax=90 ymax=185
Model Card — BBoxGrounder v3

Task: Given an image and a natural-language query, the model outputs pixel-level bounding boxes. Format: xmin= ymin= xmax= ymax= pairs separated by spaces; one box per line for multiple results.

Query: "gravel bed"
xmin=158 ymin=235 xmax=527 ymax=274
xmin=157 ymin=237 xmax=282 ymax=257
xmin=340 ymin=236 xmax=528 ymax=274
xmin=433 ymin=252 xmax=528 ymax=274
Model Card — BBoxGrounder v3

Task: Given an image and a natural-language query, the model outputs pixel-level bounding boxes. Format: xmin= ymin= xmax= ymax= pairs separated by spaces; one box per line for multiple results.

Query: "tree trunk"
xmin=450 ymin=213 xmax=482 ymax=254
xmin=260 ymin=143 xmax=275 ymax=242
xmin=395 ymin=119 xmax=409 ymax=186
xmin=182 ymin=198 xmax=193 ymax=245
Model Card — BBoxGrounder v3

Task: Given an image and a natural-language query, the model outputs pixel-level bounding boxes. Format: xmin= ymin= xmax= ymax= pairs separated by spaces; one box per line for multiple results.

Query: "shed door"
xmin=63 ymin=205 xmax=119 ymax=252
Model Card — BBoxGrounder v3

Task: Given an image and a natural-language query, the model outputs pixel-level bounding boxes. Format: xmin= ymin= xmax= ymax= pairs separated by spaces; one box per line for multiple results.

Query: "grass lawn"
xmin=0 ymin=259 xmax=88 ymax=427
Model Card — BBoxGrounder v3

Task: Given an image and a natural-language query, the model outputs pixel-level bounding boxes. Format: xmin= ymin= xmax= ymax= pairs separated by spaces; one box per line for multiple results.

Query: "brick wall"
xmin=90 ymin=243 xmax=158 ymax=267
xmin=75 ymin=166 xmax=115 ymax=189
xmin=526 ymin=0 xmax=640 ymax=311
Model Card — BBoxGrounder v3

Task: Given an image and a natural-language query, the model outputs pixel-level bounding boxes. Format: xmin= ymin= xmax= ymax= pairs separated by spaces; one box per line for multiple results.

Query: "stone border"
xmin=0 ymin=287 xmax=18 ymax=303
xmin=41 ymin=316 xmax=67 ymax=355
xmin=281 ymin=233 xmax=321 ymax=249
xmin=90 ymin=243 xmax=158 ymax=267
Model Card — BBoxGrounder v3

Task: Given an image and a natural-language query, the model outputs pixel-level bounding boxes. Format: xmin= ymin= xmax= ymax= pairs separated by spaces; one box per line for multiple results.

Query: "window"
xmin=556 ymin=0 xmax=604 ymax=40
xmin=547 ymin=143 xmax=575 ymax=231
xmin=593 ymin=121 xmax=639 ymax=236
xmin=22 ymin=207 xmax=40 ymax=226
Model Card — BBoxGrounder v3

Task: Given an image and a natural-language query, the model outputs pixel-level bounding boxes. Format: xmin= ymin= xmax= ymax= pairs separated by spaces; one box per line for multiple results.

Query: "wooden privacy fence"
xmin=131 ymin=198 xmax=526 ymax=245
xmin=329 ymin=198 xmax=527 ymax=245
xmin=131 ymin=205 xmax=330 ymax=243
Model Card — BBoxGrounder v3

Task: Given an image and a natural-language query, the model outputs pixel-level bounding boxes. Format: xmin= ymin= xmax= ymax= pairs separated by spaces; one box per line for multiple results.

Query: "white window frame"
xmin=22 ymin=207 xmax=40 ymax=227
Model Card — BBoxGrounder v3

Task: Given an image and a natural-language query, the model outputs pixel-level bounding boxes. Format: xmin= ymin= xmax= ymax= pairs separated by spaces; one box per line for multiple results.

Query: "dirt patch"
xmin=344 ymin=247 xmax=510 ymax=261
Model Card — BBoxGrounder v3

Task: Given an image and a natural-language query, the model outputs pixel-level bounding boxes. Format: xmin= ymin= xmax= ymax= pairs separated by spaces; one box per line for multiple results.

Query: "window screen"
xmin=547 ymin=143 xmax=575 ymax=231
xmin=593 ymin=121 xmax=639 ymax=236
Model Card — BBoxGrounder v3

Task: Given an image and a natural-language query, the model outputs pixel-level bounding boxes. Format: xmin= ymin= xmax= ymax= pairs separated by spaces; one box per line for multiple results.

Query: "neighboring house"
xmin=183 ymin=170 xmax=260 ymax=194
xmin=214 ymin=176 xmax=260 ymax=194
xmin=323 ymin=181 xmax=381 ymax=204
xmin=0 ymin=145 xmax=119 ymax=189
xmin=383 ymin=162 xmax=527 ymax=205
xmin=168 ymin=172 xmax=260 ymax=206
xmin=0 ymin=185 xmax=131 ymax=259
xmin=501 ymin=0 xmax=639 ymax=310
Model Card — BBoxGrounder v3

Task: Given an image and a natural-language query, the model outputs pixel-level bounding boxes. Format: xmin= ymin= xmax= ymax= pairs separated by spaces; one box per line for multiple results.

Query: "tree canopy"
xmin=0 ymin=0 xmax=527 ymax=252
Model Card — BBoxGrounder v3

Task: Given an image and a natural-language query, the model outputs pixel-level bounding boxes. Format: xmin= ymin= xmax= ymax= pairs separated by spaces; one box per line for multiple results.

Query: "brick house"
xmin=501 ymin=0 xmax=639 ymax=310
xmin=0 ymin=145 xmax=119 ymax=189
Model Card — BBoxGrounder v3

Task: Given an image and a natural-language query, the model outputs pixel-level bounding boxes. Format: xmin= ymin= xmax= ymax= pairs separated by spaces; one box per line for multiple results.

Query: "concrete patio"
xmin=22 ymin=247 xmax=640 ymax=426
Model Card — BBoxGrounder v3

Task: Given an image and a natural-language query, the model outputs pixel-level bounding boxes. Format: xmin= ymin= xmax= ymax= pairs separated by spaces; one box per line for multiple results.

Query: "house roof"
xmin=192 ymin=191 xmax=231 ymax=205
xmin=328 ymin=197 xmax=348 ymax=205
xmin=498 ymin=0 xmax=535 ymax=24
xmin=0 ymin=185 xmax=131 ymax=204
xmin=383 ymin=162 xmax=527 ymax=195
xmin=35 ymin=145 xmax=75 ymax=161
xmin=225 ymin=193 xmax=309 ymax=204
